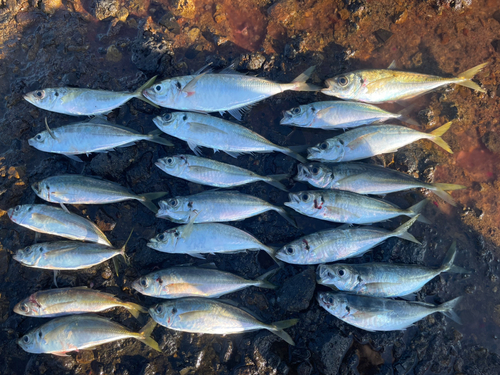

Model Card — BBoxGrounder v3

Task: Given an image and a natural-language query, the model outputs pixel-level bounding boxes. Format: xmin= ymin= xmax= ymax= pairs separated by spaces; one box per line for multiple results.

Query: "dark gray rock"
xmin=308 ymin=329 xmax=352 ymax=375
xmin=278 ymin=267 xmax=316 ymax=312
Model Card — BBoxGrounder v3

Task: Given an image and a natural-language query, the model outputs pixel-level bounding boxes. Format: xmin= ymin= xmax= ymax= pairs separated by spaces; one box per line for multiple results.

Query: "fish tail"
xmin=255 ymin=268 xmax=279 ymax=290
xmin=438 ymin=296 xmax=463 ymax=325
xmin=123 ymin=301 xmax=148 ymax=319
xmin=429 ymin=122 xmax=453 ymax=154
xmin=261 ymin=245 xmax=284 ymax=267
xmin=280 ymin=147 xmax=307 ymax=163
xmin=134 ymin=76 xmax=161 ymax=108
xmin=269 ymin=318 xmax=299 ymax=345
xmin=456 ymin=62 xmax=489 ymax=93
xmin=407 ymin=199 xmax=431 ymax=224
xmin=137 ymin=319 xmax=161 ymax=352
xmin=429 ymin=183 xmax=466 ymax=206
xmin=262 ymin=174 xmax=289 ymax=192
xmin=116 ymin=229 xmax=134 ymax=274
xmin=391 ymin=216 xmax=421 ymax=244
xmin=288 ymin=66 xmax=321 ymax=92
xmin=147 ymin=129 xmax=174 ymax=147
xmin=440 ymin=241 xmax=470 ymax=274
xmin=274 ymin=207 xmax=298 ymax=228
xmin=138 ymin=192 xmax=168 ymax=213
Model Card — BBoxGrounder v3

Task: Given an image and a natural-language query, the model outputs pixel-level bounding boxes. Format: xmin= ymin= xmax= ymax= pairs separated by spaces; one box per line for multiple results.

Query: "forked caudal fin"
xmin=438 ymin=296 xmax=463 ymax=325
xmin=407 ymin=199 xmax=431 ymax=224
xmin=255 ymin=268 xmax=279 ymax=290
xmin=440 ymin=241 xmax=470 ymax=274
xmin=429 ymin=121 xmax=453 ymax=154
xmin=456 ymin=62 xmax=489 ymax=93
xmin=262 ymin=174 xmax=289 ymax=192
xmin=147 ymin=129 xmax=174 ymax=147
xmin=281 ymin=147 xmax=307 ymax=163
xmin=430 ymin=182 xmax=466 ymax=206
xmin=268 ymin=318 xmax=299 ymax=345
xmin=123 ymin=301 xmax=148 ymax=319
xmin=391 ymin=215 xmax=421 ymax=244
xmin=134 ymin=76 xmax=160 ymax=108
xmin=138 ymin=192 xmax=169 ymax=213
xmin=138 ymin=319 xmax=161 ymax=352
xmin=274 ymin=207 xmax=298 ymax=228
xmin=288 ymin=66 xmax=321 ymax=92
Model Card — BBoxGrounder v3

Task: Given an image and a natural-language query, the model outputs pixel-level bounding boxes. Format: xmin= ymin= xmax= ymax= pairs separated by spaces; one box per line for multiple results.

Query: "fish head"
xmin=316 ymin=264 xmax=358 ymax=290
xmin=284 ymin=191 xmax=322 ymax=216
xmin=13 ymin=295 xmax=41 ymax=316
xmin=147 ymin=227 xmax=183 ymax=250
xmin=280 ymin=104 xmax=316 ymax=127
xmin=295 ymin=163 xmax=332 ymax=188
xmin=18 ymin=327 xmax=44 ymax=353
xmin=149 ymin=301 xmax=179 ymax=327
xmin=13 ymin=244 xmax=43 ymax=266
xmin=31 ymin=180 xmax=51 ymax=201
xmin=7 ymin=204 xmax=33 ymax=225
xmin=23 ymin=88 xmax=65 ymax=111
xmin=156 ymin=198 xmax=192 ymax=223
xmin=132 ymin=274 xmax=158 ymax=295
xmin=307 ymin=139 xmax=345 ymax=162
xmin=152 ymin=112 xmax=184 ymax=134
xmin=316 ymin=292 xmax=349 ymax=317
xmin=28 ymin=130 xmax=53 ymax=152
xmin=275 ymin=237 xmax=313 ymax=264
xmin=155 ymin=155 xmax=188 ymax=175
xmin=321 ymin=72 xmax=362 ymax=99
xmin=143 ymin=77 xmax=189 ymax=107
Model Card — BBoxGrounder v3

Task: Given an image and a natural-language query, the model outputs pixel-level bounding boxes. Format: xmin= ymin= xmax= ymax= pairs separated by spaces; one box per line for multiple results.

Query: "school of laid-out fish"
xmin=11 ymin=60 xmax=487 ymax=355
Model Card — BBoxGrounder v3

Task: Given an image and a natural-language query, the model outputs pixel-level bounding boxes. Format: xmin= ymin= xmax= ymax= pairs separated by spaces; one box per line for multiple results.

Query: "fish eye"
xmin=54 ymin=92 xmax=59 ymax=97
xmin=175 ymin=82 xmax=181 ymax=89
xmin=301 ymin=193 xmax=309 ymax=201
xmin=15 ymin=206 xmax=20 ymax=212
xmin=22 ymin=335 xmax=30 ymax=343
xmin=35 ymin=91 xmax=44 ymax=98
xmin=337 ymin=76 xmax=349 ymax=87
xmin=339 ymin=139 xmax=344 ymax=146
xmin=320 ymin=142 xmax=328 ymax=150
xmin=163 ymin=113 xmax=172 ymax=121
xmin=20 ymin=304 xmax=29 ymax=312
xmin=328 ymin=297 xmax=334 ymax=304
xmin=155 ymin=85 xmax=162 ymax=92
xmin=38 ymin=331 xmax=42 ymax=339
xmin=39 ymin=247 xmax=44 ymax=252
xmin=292 ymin=107 xmax=301 ymax=114
xmin=36 ymin=134 xmax=42 ymax=140
xmin=172 ymin=307 xmax=177 ymax=314
xmin=158 ymin=234 xmax=165 ymax=241
xmin=311 ymin=167 xmax=319 ymax=175
xmin=286 ymin=247 xmax=294 ymax=255
xmin=155 ymin=305 xmax=163 ymax=313
xmin=140 ymin=279 xmax=148 ymax=287
xmin=169 ymin=199 xmax=178 ymax=207
xmin=182 ymin=115 xmax=187 ymax=121
xmin=174 ymin=231 xmax=180 ymax=238
xmin=338 ymin=269 xmax=345 ymax=277
xmin=167 ymin=158 xmax=173 ymax=164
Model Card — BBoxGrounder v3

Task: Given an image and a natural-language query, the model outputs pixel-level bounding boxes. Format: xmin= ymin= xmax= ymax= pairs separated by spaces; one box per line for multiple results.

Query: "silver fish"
xmin=317 ymin=242 xmax=468 ymax=297
xmin=18 ymin=315 xmax=160 ymax=355
xmin=8 ymin=204 xmax=111 ymax=246
xmin=156 ymin=154 xmax=287 ymax=191
xmin=28 ymin=118 xmax=172 ymax=162
xmin=284 ymin=190 xmax=429 ymax=225
xmin=147 ymin=223 xmax=277 ymax=261
xmin=275 ymin=216 xmax=420 ymax=265
xmin=307 ymin=122 xmax=453 ymax=162
xmin=32 ymin=174 xmax=166 ymax=212
xmin=132 ymin=267 xmax=276 ymax=299
xmin=149 ymin=298 xmax=298 ymax=345
xmin=153 ymin=112 xmax=306 ymax=163
xmin=157 ymin=190 xmax=296 ymax=227
xmin=14 ymin=287 xmax=146 ymax=318
xmin=13 ymin=240 xmax=127 ymax=270
xmin=317 ymin=292 xmax=462 ymax=331
xmin=296 ymin=162 xmax=465 ymax=206
xmin=280 ymin=101 xmax=405 ymax=129
xmin=143 ymin=65 xmax=318 ymax=120
xmin=321 ymin=63 xmax=488 ymax=103
xmin=24 ymin=76 xmax=158 ymax=116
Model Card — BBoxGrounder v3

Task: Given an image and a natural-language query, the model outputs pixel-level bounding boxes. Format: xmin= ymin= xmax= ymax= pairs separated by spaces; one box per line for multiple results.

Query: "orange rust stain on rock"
xmin=456 ymin=146 xmax=498 ymax=182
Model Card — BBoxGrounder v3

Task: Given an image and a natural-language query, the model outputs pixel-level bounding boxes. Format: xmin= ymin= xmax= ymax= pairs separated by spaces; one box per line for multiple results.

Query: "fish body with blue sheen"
xmin=157 ymin=191 xmax=296 ymax=227
xmin=23 ymin=76 xmax=158 ymax=116
xmin=307 ymin=122 xmax=453 ymax=162
xmin=296 ymin=162 xmax=465 ymax=206
xmin=275 ymin=216 xmax=419 ymax=265
xmin=18 ymin=315 xmax=159 ymax=355
xmin=321 ymin=63 xmax=488 ymax=103
xmin=32 ymin=175 xmax=166 ymax=212
xmin=8 ymin=204 xmax=111 ymax=246
xmin=280 ymin=101 xmax=402 ymax=129
xmin=317 ymin=292 xmax=462 ymax=331
xmin=153 ymin=112 xmax=306 ymax=162
xmin=317 ymin=242 xmax=467 ymax=297
xmin=149 ymin=298 xmax=298 ymax=345
xmin=156 ymin=154 xmax=287 ymax=191
xmin=143 ymin=66 xmax=318 ymax=119
xmin=14 ymin=287 xmax=146 ymax=318
xmin=284 ymin=190 xmax=429 ymax=225
xmin=147 ymin=223 xmax=277 ymax=261
xmin=132 ymin=267 xmax=276 ymax=299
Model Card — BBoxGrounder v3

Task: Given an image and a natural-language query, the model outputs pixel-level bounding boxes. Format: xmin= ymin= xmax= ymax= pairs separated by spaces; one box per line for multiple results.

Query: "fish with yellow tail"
xmin=322 ymin=62 xmax=488 ymax=102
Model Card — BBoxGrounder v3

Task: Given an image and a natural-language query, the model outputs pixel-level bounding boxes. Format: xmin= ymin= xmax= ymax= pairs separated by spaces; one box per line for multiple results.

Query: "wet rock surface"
xmin=1 ymin=0 xmax=500 ymax=374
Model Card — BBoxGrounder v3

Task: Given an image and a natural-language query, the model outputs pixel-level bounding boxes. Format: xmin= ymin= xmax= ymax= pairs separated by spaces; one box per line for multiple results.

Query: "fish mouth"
xmin=7 ymin=208 xmax=14 ymax=221
xmin=155 ymin=160 xmax=169 ymax=171
xmin=142 ymin=89 xmax=151 ymax=100
xmin=284 ymin=193 xmax=301 ymax=209
xmin=279 ymin=111 xmax=293 ymax=125
xmin=316 ymin=292 xmax=331 ymax=308
xmin=152 ymin=116 xmax=162 ymax=129
xmin=28 ymin=138 xmax=35 ymax=147
xmin=307 ymin=147 xmax=320 ymax=160
xmin=295 ymin=164 xmax=310 ymax=181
